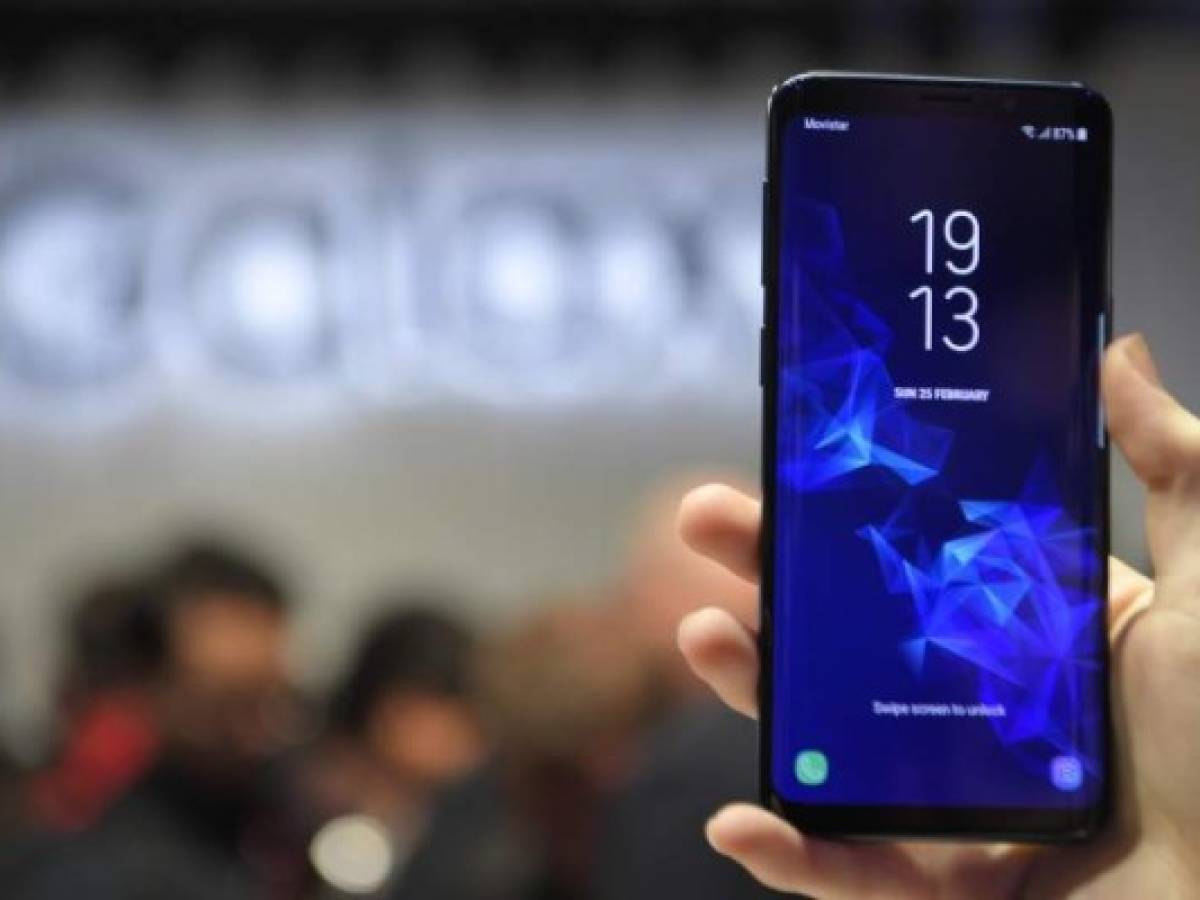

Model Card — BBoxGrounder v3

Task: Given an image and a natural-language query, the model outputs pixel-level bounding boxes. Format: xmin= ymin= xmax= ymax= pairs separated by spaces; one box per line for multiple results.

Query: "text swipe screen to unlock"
xmin=772 ymin=113 xmax=1105 ymax=809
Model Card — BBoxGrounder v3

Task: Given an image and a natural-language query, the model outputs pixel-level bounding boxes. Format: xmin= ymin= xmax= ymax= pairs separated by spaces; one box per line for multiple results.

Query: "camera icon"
xmin=1050 ymin=755 xmax=1084 ymax=792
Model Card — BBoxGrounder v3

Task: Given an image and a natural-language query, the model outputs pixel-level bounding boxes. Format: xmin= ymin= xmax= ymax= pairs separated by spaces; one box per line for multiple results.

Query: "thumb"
xmin=1104 ymin=333 xmax=1200 ymax=600
xmin=1103 ymin=333 xmax=1200 ymax=493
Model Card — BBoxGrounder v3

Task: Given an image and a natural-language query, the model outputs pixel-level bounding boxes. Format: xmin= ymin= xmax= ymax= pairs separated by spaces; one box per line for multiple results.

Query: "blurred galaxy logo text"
xmin=0 ymin=118 xmax=761 ymax=421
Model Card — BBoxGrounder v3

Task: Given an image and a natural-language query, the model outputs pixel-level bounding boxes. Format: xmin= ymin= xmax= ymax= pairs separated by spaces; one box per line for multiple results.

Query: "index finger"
xmin=678 ymin=484 xmax=761 ymax=585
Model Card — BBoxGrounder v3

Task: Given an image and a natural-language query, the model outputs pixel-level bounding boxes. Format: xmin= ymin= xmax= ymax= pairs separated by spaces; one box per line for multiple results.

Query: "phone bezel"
xmin=760 ymin=72 xmax=1114 ymax=842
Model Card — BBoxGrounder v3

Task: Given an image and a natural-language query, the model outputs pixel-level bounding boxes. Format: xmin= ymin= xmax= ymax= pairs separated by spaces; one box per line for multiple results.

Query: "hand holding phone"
xmin=676 ymin=335 xmax=1200 ymax=896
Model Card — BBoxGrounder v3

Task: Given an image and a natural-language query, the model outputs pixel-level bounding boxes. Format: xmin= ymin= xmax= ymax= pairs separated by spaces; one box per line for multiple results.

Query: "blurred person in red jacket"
xmin=27 ymin=574 xmax=161 ymax=833
xmin=18 ymin=538 xmax=307 ymax=900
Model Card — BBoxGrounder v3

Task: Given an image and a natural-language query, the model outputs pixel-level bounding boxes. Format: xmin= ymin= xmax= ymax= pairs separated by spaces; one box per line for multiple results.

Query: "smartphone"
xmin=760 ymin=72 xmax=1111 ymax=841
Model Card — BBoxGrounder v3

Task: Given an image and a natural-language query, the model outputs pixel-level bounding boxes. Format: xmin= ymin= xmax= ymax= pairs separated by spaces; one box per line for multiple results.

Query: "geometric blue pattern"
xmin=857 ymin=461 xmax=1102 ymax=771
xmin=779 ymin=280 xmax=953 ymax=491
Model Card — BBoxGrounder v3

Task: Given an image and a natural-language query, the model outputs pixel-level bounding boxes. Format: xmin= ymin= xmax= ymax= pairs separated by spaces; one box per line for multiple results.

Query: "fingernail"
xmin=1122 ymin=333 xmax=1162 ymax=387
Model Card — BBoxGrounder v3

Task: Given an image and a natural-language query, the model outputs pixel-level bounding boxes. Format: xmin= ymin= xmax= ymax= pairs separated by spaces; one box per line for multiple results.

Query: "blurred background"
xmin=0 ymin=1 xmax=1197 ymax=897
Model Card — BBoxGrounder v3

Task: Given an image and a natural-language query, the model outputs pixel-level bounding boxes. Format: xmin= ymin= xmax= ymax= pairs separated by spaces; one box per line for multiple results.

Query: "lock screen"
xmin=770 ymin=107 xmax=1107 ymax=811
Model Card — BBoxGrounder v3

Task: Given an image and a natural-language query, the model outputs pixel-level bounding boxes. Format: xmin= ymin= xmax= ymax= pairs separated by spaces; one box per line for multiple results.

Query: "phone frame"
xmin=759 ymin=71 xmax=1113 ymax=842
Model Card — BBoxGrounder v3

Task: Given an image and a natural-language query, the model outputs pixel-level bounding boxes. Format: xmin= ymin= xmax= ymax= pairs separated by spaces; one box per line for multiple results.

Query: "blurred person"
xmin=1 ymin=573 xmax=161 ymax=890
xmin=394 ymin=600 xmax=660 ymax=900
xmin=592 ymin=476 xmax=777 ymax=900
xmin=26 ymin=573 xmax=161 ymax=833
xmin=17 ymin=538 xmax=306 ymax=900
xmin=147 ymin=541 xmax=300 ymax=780
xmin=675 ymin=336 xmax=1200 ymax=898
xmin=298 ymin=602 xmax=485 ymax=897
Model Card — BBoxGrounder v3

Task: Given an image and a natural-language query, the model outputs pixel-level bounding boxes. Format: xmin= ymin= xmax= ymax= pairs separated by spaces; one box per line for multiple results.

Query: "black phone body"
xmin=760 ymin=72 xmax=1112 ymax=841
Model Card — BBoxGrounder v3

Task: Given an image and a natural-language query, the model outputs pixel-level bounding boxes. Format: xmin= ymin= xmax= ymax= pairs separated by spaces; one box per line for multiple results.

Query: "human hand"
xmin=676 ymin=334 xmax=1200 ymax=899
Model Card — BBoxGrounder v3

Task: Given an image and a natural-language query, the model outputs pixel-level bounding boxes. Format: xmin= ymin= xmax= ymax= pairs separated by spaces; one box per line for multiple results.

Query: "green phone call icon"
xmin=794 ymin=749 xmax=829 ymax=786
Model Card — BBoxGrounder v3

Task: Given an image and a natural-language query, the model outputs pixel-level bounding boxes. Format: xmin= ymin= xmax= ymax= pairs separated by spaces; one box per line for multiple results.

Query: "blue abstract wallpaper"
xmin=771 ymin=114 xmax=1104 ymax=809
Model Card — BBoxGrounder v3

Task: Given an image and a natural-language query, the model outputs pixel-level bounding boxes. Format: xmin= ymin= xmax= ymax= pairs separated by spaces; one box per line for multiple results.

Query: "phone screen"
xmin=767 ymin=81 xmax=1109 ymax=825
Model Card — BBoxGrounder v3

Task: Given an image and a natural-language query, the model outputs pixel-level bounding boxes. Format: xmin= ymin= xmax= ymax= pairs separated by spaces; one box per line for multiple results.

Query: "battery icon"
xmin=1076 ymin=127 xmax=1088 ymax=142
